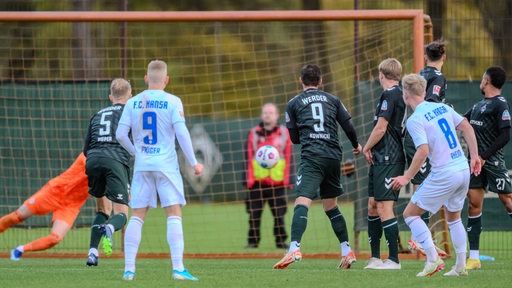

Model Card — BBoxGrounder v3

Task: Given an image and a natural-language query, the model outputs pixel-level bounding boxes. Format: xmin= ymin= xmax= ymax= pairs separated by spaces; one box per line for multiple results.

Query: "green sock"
xmin=467 ymin=215 xmax=482 ymax=251
xmin=325 ymin=207 xmax=348 ymax=243
xmin=382 ymin=218 xmax=399 ymax=263
xmin=421 ymin=211 xmax=430 ymax=226
xmin=90 ymin=212 xmax=108 ymax=249
xmin=367 ymin=215 xmax=382 ymax=259
xmin=290 ymin=205 xmax=309 ymax=243
xmin=108 ymin=213 xmax=127 ymax=231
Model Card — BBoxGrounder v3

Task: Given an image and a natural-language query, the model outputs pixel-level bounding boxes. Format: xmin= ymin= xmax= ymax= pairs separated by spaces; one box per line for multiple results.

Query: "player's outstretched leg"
xmin=0 ymin=211 xmax=24 ymax=233
xmin=10 ymin=247 xmax=23 ymax=261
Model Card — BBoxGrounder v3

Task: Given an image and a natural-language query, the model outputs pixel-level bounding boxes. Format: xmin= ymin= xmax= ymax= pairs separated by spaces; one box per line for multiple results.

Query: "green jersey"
xmin=371 ymin=85 xmax=406 ymax=164
xmin=464 ymin=95 xmax=511 ymax=164
xmin=419 ymin=66 xmax=447 ymax=103
xmin=84 ymin=103 xmax=131 ymax=166
xmin=286 ymin=88 xmax=352 ymax=161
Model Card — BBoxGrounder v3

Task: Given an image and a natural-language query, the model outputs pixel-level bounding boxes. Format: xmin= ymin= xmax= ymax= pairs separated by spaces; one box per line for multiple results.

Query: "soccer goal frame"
xmin=0 ymin=9 xmax=428 ymax=259
xmin=0 ymin=10 xmax=424 ymax=72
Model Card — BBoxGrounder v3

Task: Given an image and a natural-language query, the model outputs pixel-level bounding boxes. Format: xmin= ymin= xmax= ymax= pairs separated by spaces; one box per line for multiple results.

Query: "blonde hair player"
xmin=116 ymin=60 xmax=203 ymax=281
xmin=391 ymin=73 xmax=481 ymax=277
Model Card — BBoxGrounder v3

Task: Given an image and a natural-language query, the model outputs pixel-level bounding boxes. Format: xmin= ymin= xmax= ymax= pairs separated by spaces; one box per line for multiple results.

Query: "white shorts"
xmin=411 ymin=168 xmax=469 ymax=214
xmin=129 ymin=170 xmax=186 ymax=209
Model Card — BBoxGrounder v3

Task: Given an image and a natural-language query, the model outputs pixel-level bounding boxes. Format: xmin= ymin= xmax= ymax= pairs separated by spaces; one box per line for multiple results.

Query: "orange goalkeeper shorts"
xmin=24 ymin=183 xmax=82 ymax=227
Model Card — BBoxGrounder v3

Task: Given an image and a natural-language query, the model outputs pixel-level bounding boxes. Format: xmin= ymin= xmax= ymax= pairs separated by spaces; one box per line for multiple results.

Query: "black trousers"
xmin=246 ymin=184 xmax=288 ymax=246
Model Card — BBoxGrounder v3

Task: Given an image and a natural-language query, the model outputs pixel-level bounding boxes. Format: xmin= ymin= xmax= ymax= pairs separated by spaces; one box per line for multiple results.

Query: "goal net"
xmin=0 ymin=10 xmax=422 ymax=256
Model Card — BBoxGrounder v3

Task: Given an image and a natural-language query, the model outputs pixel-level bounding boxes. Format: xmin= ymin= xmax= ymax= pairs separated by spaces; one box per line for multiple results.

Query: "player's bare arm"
xmin=353 ymin=144 xmax=362 ymax=155
xmin=363 ymin=117 xmax=389 ymax=164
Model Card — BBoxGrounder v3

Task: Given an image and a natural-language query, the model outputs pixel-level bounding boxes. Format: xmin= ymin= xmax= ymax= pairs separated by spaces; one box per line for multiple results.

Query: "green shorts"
xmin=469 ymin=161 xmax=512 ymax=194
xmin=368 ymin=163 xmax=405 ymax=201
xmin=295 ymin=157 xmax=343 ymax=200
xmin=86 ymin=156 xmax=130 ymax=205
xmin=405 ymin=133 xmax=430 ymax=185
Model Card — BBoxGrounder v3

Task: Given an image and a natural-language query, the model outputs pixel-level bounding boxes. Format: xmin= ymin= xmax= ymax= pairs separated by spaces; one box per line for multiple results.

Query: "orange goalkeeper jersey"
xmin=46 ymin=152 xmax=89 ymax=205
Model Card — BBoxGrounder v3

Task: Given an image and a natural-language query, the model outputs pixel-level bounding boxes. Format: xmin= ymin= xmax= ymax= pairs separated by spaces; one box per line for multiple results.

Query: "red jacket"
xmin=246 ymin=123 xmax=292 ymax=188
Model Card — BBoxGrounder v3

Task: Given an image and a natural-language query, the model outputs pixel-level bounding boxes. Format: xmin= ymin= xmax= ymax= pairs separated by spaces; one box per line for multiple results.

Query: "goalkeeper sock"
xmin=23 ymin=232 xmax=62 ymax=252
xmin=124 ymin=216 xmax=143 ymax=273
xmin=382 ymin=217 xmax=399 ymax=263
xmin=0 ymin=211 xmax=24 ymax=233
xmin=290 ymin=205 xmax=309 ymax=244
xmin=325 ymin=206 xmax=349 ymax=243
xmin=167 ymin=216 xmax=184 ymax=272
xmin=108 ymin=212 xmax=127 ymax=231
xmin=89 ymin=212 xmax=108 ymax=249
xmin=466 ymin=213 xmax=482 ymax=251
xmin=367 ymin=215 xmax=382 ymax=259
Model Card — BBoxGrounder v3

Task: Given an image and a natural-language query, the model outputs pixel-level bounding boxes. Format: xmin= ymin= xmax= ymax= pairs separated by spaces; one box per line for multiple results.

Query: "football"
xmin=255 ymin=145 xmax=280 ymax=169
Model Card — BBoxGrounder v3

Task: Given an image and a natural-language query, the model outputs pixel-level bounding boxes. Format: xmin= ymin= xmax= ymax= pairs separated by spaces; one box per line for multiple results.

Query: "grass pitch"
xmin=0 ymin=257 xmax=508 ymax=288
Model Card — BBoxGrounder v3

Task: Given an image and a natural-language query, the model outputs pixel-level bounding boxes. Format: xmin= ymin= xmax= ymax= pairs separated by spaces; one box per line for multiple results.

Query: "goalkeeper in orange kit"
xmin=0 ymin=152 xmax=89 ymax=260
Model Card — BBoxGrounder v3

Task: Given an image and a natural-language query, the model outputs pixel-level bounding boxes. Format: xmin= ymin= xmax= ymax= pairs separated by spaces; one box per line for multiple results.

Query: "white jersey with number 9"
xmin=119 ymin=89 xmax=185 ymax=172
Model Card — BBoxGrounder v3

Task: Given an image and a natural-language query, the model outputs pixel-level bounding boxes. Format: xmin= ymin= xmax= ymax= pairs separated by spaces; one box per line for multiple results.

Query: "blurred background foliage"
xmin=1 ymin=0 xmax=511 ymax=117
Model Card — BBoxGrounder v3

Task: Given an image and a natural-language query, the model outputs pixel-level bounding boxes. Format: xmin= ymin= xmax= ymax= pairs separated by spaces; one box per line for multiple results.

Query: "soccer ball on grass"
xmin=255 ymin=145 xmax=280 ymax=169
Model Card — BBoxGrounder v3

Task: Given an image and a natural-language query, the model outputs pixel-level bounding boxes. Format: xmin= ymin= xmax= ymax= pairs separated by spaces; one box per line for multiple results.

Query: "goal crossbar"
xmin=0 ymin=10 xmax=424 ymax=72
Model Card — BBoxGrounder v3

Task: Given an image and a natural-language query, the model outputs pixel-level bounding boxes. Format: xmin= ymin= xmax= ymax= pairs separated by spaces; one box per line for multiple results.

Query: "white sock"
xmin=16 ymin=245 xmax=24 ymax=253
xmin=124 ymin=216 xmax=144 ymax=273
xmin=288 ymin=241 xmax=300 ymax=253
xmin=456 ymin=252 xmax=466 ymax=271
xmin=469 ymin=250 xmax=479 ymax=260
xmin=405 ymin=216 xmax=436 ymax=262
xmin=447 ymin=219 xmax=467 ymax=270
xmin=107 ymin=224 xmax=115 ymax=234
xmin=88 ymin=248 xmax=98 ymax=257
xmin=167 ymin=216 xmax=184 ymax=272
xmin=341 ymin=241 xmax=351 ymax=256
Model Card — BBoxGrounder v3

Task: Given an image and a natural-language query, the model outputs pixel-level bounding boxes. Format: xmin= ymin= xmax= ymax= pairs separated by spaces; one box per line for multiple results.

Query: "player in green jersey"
xmin=362 ymin=58 xmax=406 ymax=270
xmin=83 ymin=78 xmax=132 ymax=266
xmin=273 ymin=64 xmax=362 ymax=270
xmin=464 ymin=66 xmax=512 ymax=270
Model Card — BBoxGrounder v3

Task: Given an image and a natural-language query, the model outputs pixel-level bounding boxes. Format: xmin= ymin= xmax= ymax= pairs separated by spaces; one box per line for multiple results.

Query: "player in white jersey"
xmin=116 ymin=60 xmax=203 ymax=282
xmin=390 ymin=74 xmax=481 ymax=277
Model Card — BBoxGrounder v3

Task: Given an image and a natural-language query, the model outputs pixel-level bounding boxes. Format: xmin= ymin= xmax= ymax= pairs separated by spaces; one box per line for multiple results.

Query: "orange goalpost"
xmin=0 ymin=9 xmax=425 ymax=260
xmin=0 ymin=10 xmax=424 ymax=72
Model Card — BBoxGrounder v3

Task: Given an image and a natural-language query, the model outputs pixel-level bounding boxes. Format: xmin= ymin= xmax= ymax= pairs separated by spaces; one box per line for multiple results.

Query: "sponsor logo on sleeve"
xmin=502 ymin=110 xmax=510 ymax=121
xmin=433 ymin=85 xmax=441 ymax=95
xmin=381 ymin=100 xmax=388 ymax=111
